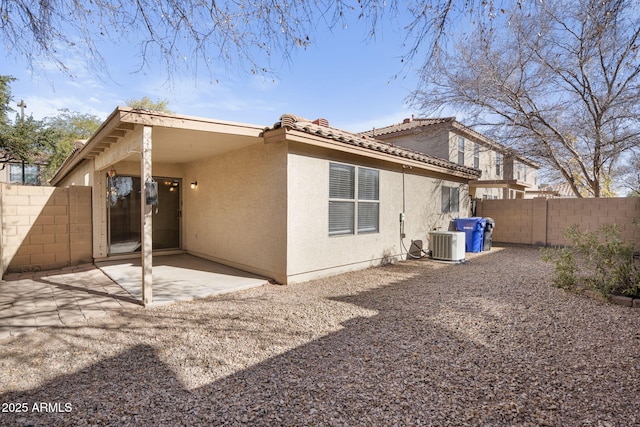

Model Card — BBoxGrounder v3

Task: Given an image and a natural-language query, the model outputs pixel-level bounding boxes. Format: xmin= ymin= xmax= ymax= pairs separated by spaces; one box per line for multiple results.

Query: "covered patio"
xmin=50 ymin=107 xmax=269 ymax=306
xmin=96 ymin=254 xmax=270 ymax=306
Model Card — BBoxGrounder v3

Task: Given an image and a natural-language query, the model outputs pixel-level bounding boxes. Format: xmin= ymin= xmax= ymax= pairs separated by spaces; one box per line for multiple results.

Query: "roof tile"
xmin=272 ymin=114 xmax=481 ymax=177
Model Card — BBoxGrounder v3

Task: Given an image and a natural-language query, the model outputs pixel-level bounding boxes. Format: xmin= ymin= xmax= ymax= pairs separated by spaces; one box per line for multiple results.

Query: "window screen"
xmin=9 ymin=164 xmax=22 ymax=183
xmin=329 ymin=163 xmax=354 ymax=199
xmin=441 ymin=186 xmax=460 ymax=213
xmin=457 ymin=137 xmax=465 ymax=165
xmin=329 ymin=201 xmax=355 ymax=236
xmin=474 ymin=144 xmax=480 ymax=169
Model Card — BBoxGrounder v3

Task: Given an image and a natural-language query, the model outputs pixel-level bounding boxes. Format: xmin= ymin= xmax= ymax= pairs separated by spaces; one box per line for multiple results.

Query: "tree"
xmin=0 ymin=0 xmax=513 ymax=79
xmin=0 ymin=75 xmax=55 ymax=166
xmin=0 ymin=75 xmax=16 ymax=127
xmin=0 ymin=76 xmax=101 ymax=182
xmin=126 ymin=97 xmax=173 ymax=113
xmin=620 ymin=151 xmax=640 ymax=197
xmin=413 ymin=0 xmax=640 ymax=197
xmin=43 ymin=110 xmax=102 ymax=180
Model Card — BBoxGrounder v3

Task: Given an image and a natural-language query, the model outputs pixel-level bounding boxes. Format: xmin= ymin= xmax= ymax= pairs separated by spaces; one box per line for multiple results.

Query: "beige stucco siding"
xmin=385 ymin=131 xmax=450 ymax=160
xmin=183 ymin=141 xmax=288 ymax=282
xmin=56 ymin=158 xmax=95 ymax=187
xmin=285 ymin=143 xmax=469 ymax=283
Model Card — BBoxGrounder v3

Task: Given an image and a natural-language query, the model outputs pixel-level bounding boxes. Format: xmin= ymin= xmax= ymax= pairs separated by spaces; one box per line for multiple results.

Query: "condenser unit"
xmin=428 ymin=231 xmax=466 ymax=262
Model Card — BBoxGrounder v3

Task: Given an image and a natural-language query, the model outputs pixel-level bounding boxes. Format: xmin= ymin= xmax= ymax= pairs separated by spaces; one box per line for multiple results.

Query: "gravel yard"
xmin=1 ymin=246 xmax=639 ymax=426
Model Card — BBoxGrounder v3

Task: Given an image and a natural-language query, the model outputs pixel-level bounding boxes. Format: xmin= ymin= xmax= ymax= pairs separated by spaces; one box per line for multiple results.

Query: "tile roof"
xmin=271 ymin=114 xmax=481 ymax=177
xmin=358 ymin=117 xmax=456 ymax=138
xmin=358 ymin=116 xmax=541 ymax=169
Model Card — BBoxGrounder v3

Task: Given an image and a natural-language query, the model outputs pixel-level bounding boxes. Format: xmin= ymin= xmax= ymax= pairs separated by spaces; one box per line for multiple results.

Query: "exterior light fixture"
xmin=191 ymin=181 xmax=197 ymax=189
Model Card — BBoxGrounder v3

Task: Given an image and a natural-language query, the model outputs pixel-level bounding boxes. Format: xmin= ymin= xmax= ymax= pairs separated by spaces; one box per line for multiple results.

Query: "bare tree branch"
xmin=414 ymin=0 xmax=640 ymax=197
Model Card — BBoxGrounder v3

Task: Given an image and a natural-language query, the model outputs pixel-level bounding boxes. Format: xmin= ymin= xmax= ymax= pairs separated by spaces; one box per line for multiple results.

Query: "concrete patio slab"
xmin=96 ymin=254 xmax=270 ymax=306
xmin=1 ymin=254 xmax=270 ymax=340
xmin=0 ymin=265 xmax=142 ymax=340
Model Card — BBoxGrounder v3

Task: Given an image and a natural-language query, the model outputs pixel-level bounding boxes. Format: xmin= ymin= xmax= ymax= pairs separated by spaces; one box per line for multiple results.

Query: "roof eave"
xmin=267 ymin=127 xmax=480 ymax=180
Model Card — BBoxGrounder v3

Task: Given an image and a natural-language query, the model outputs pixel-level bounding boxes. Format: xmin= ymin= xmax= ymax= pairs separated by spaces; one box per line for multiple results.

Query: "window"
xmin=457 ymin=137 xmax=465 ymax=165
xmin=473 ymin=144 xmax=480 ymax=169
xmin=9 ymin=164 xmax=22 ymax=183
xmin=495 ymin=153 xmax=501 ymax=176
xmin=24 ymin=165 xmax=39 ymax=184
xmin=441 ymin=186 xmax=460 ymax=213
xmin=517 ymin=162 xmax=521 ymax=180
xmin=357 ymin=167 xmax=379 ymax=233
xmin=524 ymin=165 xmax=528 ymax=181
xmin=329 ymin=163 xmax=379 ymax=236
xmin=8 ymin=163 xmax=40 ymax=185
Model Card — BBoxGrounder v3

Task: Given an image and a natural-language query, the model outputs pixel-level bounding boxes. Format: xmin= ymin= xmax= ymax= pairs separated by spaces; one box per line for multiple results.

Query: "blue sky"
xmin=3 ymin=11 xmax=427 ymax=133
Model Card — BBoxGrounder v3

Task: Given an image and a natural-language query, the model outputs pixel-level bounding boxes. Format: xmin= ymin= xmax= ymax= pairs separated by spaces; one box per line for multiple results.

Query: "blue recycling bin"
xmin=454 ymin=217 xmax=487 ymax=253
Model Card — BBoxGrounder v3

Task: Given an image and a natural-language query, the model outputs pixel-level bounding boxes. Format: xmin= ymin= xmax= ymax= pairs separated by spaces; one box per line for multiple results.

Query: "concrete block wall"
xmin=476 ymin=197 xmax=640 ymax=248
xmin=0 ymin=184 xmax=92 ymax=276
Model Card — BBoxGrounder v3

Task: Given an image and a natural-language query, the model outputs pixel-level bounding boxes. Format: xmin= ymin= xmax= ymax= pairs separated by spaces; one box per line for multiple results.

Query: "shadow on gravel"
xmin=1 ymin=247 xmax=639 ymax=426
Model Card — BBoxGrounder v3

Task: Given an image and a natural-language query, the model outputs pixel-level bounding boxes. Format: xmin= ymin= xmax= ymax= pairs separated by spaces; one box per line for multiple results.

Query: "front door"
xmin=107 ymin=175 xmax=181 ymax=255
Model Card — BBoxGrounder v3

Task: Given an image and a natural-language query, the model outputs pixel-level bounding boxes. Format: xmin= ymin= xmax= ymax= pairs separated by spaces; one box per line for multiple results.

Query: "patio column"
xmin=141 ymin=125 xmax=153 ymax=305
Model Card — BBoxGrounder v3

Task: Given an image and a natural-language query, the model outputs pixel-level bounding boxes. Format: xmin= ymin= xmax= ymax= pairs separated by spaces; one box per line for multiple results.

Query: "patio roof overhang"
xmin=51 ymin=107 xmax=265 ymax=184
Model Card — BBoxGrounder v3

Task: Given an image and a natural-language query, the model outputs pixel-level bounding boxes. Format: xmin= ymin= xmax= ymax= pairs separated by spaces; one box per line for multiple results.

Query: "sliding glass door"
xmin=107 ymin=175 xmax=181 ymax=255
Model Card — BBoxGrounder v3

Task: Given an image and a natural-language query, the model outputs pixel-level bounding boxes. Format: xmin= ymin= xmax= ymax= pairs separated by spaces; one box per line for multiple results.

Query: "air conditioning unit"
xmin=428 ymin=231 xmax=465 ymax=262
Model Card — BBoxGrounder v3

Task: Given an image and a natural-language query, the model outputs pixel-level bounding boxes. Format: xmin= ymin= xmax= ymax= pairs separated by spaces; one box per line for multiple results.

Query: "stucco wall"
xmin=476 ymin=197 xmax=640 ymax=248
xmin=183 ymin=141 xmax=288 ymax=282
xmin=0 ymin=184 xmax=92 ymax=276
xmin=286 ymin=143 xmax=470 ymax=283
xmin=57 ymin=158 xmax=95 ymax=188
xmin=383 ymin=130 xmax=450 ymax=160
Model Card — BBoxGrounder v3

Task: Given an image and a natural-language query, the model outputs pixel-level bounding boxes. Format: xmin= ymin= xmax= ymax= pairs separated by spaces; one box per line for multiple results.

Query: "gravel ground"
xmin=0 ymin=246 xmax=639 ymax=426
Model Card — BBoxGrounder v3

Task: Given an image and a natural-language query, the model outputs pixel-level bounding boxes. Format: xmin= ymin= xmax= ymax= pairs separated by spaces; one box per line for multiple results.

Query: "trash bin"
xmin=483 ymin=217 xmax=495 ymax=251
xmin=454 ymin=217 xmax=487 ymax=253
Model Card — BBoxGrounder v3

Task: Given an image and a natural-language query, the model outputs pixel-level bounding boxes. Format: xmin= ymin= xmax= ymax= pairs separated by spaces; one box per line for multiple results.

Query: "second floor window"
xmin=495 ymin=153 xmax=501 ymax=176
xmin=457 ymin=137 xmax=465 ymax=165
xmin=474 ymin=144 xmax=480 ymax=169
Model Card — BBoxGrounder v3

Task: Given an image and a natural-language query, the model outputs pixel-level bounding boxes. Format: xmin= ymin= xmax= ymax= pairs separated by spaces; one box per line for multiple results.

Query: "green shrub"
xmin=541 ymin=224 xmax=640 ymax=297
xmin=540 ymin=246 xmax=576 ymax=290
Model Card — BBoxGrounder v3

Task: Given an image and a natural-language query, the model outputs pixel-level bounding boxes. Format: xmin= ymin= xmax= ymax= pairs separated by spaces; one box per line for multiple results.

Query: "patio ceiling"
xmin=118 ymin=126 xmax=263 ymax=164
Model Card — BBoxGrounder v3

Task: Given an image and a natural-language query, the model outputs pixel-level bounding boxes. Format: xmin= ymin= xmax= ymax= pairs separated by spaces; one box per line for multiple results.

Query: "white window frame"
xmin=8 ymin=163 xmax=40 ymax=185
xmin=329 ymin=163 xmax=379 ymax=236
xmin=8 ymin=163 xmax=23 ymax=183
xmin=495 ymin=153 xmax=501 ymax=176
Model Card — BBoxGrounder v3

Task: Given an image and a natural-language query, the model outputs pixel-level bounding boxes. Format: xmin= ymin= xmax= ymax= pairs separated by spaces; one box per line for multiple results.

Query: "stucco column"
xmin=141 ymin=125 xmax=153 ymax=305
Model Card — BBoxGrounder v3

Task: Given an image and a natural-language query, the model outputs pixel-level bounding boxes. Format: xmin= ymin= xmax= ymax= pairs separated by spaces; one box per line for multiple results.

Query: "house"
xmin=50 ymin=108 xmax=480 ymax=304
xmin=0 ymin=150 xmax=48 ymax=185
xmin=525 ymin=182 xmax=577 ymax=199
xmin=359 ymin=117 xmax=540 ymax=200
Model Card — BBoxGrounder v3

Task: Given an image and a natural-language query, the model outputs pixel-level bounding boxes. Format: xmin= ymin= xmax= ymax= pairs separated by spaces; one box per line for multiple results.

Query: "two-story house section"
xmin=359 ymin=117 xmax=540 ymax=199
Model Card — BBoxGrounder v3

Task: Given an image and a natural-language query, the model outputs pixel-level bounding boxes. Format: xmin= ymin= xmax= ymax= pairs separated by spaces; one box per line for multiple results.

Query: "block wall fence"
xmin=475 ymin=197 xmax=640 ymax=248
xmin=0 ymin=184 xmax=92 ymax=277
